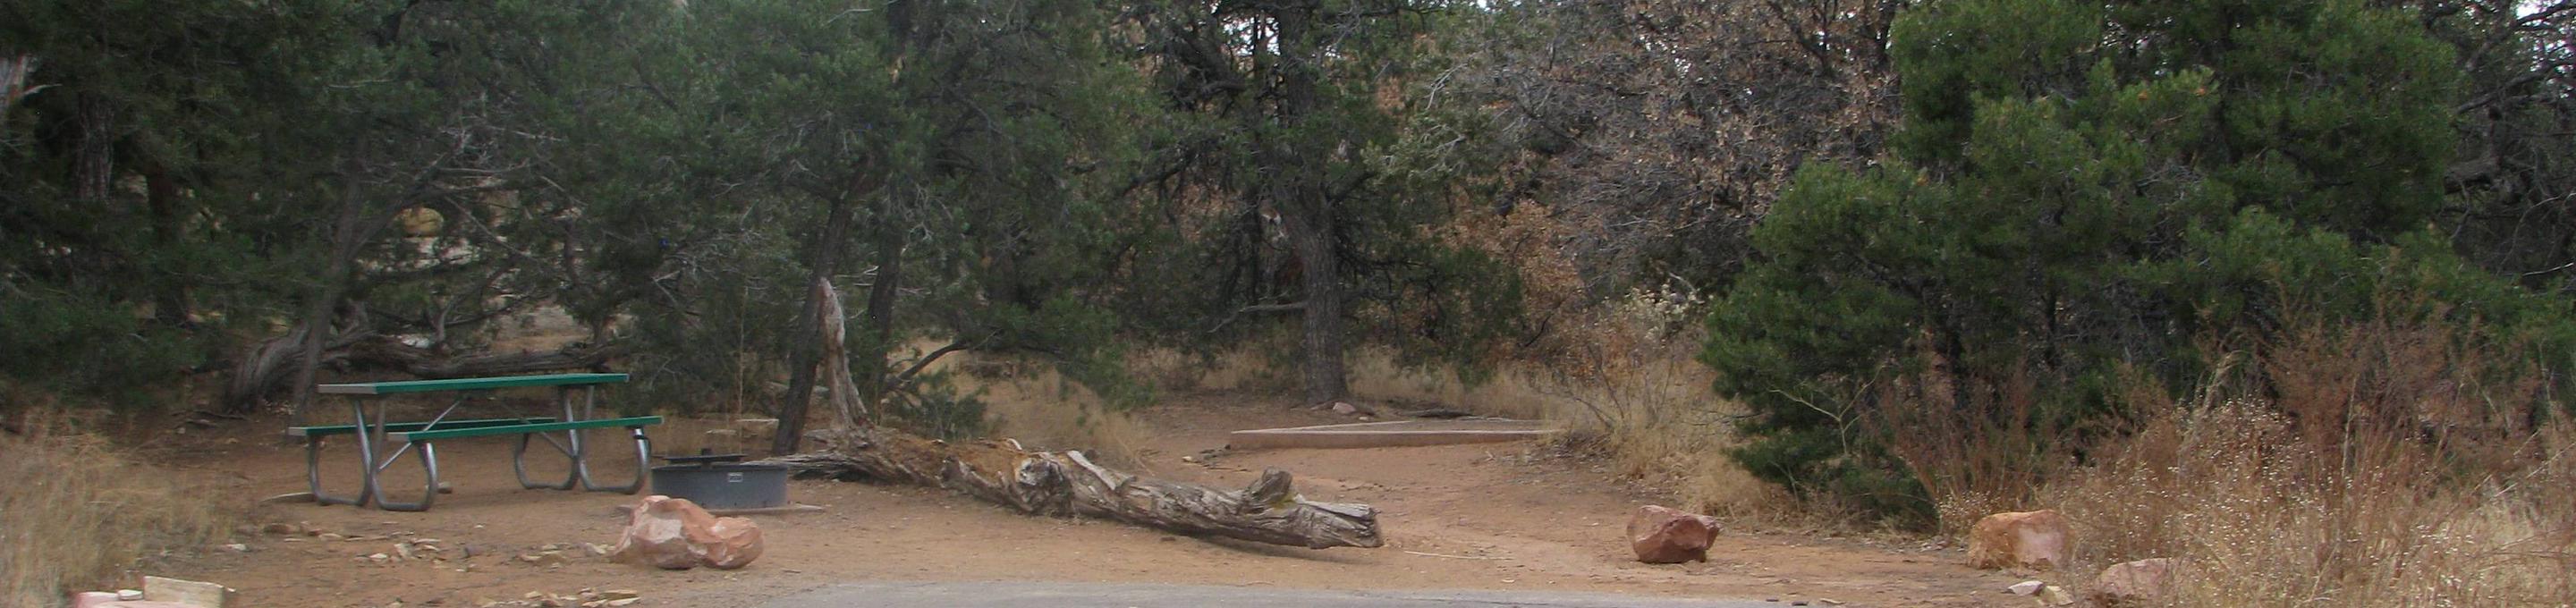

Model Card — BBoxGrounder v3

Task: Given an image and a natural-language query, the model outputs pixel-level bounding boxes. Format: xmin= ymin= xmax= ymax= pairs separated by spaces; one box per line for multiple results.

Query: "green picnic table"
xmin=288 ymin=373 xmax=661 ymax=511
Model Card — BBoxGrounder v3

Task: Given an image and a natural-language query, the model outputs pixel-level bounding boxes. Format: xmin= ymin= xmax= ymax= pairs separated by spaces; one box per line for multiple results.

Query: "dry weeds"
xmin=2036 ymin=314 xmax=2576 ymax=606
xmin=1 ymin=411 xmax=239 ymax=607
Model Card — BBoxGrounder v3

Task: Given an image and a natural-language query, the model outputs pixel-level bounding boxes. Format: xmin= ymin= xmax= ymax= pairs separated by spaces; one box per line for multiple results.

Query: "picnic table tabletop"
xmin=316 ymin=372 xmax=629 ymax=395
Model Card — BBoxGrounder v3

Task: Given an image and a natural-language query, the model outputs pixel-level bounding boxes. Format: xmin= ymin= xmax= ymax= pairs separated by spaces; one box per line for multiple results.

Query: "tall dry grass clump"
xmin=2038 ymin=316 xmax=2576 ymax=606
xmin=1502 ymin=282 xmax=1790 ymax=521
xmin=0 ymin=412 xmax=238 ymax=607
xmin=958 ymin=358 xmax=1150 ymax=469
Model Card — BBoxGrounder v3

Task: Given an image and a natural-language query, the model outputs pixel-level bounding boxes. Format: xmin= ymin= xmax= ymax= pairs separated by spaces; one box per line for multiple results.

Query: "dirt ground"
xmin=133 ymin=392 xmax=2021 ymax=607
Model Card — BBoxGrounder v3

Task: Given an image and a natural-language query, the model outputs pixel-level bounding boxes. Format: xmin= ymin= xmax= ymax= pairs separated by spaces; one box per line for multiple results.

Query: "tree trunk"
xmin=1271 ymin=0 xmax=1349 ymax=406
xmin=1288 ymin=208 xmax=1347 ymax=405
xmin=0 ymin=55 xmax=35 ymax=118
xmin=856 ymin=202 xmax=903 ymax=410
xmin=144 ymin=164 xmax=191 ymax=326
xmin=775 ymin=196 xmax=858 ymax=455
xmin=759 ymin=427 xmax=1382 ymax=549
xmin=815 ymin=277 xmax=869 ymax=428
xmin=292 ymin=176 xmax=370 ymax=422
xmin=72 ymin=92 xmax=113 ymax=203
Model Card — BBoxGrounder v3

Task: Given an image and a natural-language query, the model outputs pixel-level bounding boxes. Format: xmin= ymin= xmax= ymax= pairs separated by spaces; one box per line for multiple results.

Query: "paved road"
xmin=758 ymin=581 xmax=1776 ymax=608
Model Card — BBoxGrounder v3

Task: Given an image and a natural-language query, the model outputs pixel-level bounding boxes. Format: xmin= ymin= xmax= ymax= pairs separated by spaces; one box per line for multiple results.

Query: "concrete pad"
xmin=1227 ymin=418 xmax=1559 ymax=450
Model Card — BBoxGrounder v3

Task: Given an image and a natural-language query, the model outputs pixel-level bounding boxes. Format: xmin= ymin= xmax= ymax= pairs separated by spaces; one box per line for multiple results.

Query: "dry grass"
xmin=1346 ymin=349 xmax=1552 ymax=420
xmin=1343 ymin=283 xmax=1792 ymax=523
xmin=976 ymin=366 xmax=1149 ymax=469
xmin=0 ymin=411 xmax=239 ymax=607
xmin=2030 ymin=314 xmax=2576 ymax=606
xmin=2045 ymin=403 xmax=2574 ymax=606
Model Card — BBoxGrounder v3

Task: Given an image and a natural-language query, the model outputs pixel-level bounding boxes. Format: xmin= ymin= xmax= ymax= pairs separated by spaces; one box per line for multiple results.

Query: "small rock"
xmin=369 ymin=553 xmax=392 ymax=563
xmin=2036 ymin=584 xmax=2076 ymax=606
xmin=2089 ymin=557 xmax=2182 ymax=606
xmin=585 ymin=543 xmax=611 ymax=556
xmin=2007 ymin=580 xmax=2046 ymax=595
xmin=221 ymin=543 xmax=250 ymax=553
xmin=1330 ymin=401 xmax=1360 ymax=415
xmin=118 ymin=590 xmax=147 ymax=601
xmin=1627 ymin=504 xmax=1722 ymax=563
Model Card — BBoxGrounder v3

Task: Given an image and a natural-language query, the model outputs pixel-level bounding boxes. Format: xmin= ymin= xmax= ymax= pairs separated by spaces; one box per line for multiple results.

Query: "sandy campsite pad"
xmin=134 ymin=393 xmax=2017 ymax=607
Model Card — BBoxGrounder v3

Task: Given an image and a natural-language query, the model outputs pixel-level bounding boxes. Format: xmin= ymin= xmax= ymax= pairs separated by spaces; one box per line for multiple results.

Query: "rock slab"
xmin=70 ymin=592 xmax=199 ymax=608
xmin=141 ymin=576 xmax=233 ymax=608
xmin=608 ymin=495 xmax=765 ymax=570
xmin=1966 ymin=510 xmax=2072 ymax=570
xmin=1627 ymin=505 xmax=1722 ymax=563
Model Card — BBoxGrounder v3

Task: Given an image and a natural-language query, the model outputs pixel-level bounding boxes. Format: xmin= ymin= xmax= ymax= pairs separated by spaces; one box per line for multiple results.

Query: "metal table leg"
xmin=366 ymin=391 xmax=468 ymax=511
xmin=513 ymin=386 xmax=580 ymax=490
xmin=305 ymin=394 xmax=374 ymax=507
xmin=575 ymin=385 xmax=650 ymax=493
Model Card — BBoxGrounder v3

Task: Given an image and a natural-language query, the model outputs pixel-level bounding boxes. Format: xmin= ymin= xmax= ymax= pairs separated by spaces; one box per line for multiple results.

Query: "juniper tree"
xmin=1702 ymin=0 xmax=2576 ymax=523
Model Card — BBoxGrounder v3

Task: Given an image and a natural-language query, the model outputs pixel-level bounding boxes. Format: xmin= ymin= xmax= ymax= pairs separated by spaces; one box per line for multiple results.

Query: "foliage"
xmin=1118 ymin=0 xmax=1526 ymax=401
xmin=1703 ymin=0 xmax=2576 ymax=526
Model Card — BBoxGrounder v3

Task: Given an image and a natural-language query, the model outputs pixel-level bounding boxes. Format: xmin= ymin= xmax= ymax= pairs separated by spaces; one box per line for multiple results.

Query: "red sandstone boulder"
xmin=1627 ymin=504 xmax=1721 ymax=563
xmin=608 ymin=495 xmax=765 ymax=570
xmin=1966 ymin=510 xmax=2072 ymax=570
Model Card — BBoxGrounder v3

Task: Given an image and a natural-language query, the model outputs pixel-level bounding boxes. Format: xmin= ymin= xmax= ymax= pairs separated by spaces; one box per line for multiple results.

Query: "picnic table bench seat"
xmin=390 ymin=416 xmax=662 ymax=442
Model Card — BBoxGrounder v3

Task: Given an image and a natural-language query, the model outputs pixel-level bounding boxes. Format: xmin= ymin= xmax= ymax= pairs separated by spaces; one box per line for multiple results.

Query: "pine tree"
xmin=1702 ymin=0 xmax=2572 ymax=524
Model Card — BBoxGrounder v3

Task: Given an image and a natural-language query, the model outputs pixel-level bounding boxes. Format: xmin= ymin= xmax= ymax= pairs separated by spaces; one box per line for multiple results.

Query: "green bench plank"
xmin=317 ymin=373 xmax=630 ymax=395
xmin=287 ymin=417 xmax=556 ymax=437
xmin=392 ymin=416 xmax=662 ymax=442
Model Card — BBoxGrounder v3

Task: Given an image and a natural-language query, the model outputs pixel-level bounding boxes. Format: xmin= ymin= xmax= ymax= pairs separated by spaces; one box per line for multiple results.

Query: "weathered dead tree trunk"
xmin=814 ymin=278 xmax=868 ymax=428
xmin=760 ymin=429 xmax=1382 ymax=549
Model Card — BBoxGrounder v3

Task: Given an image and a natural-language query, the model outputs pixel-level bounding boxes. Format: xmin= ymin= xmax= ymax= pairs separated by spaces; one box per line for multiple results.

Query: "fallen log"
xmin=760 ymin=428 xmax=1382 ymax=549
